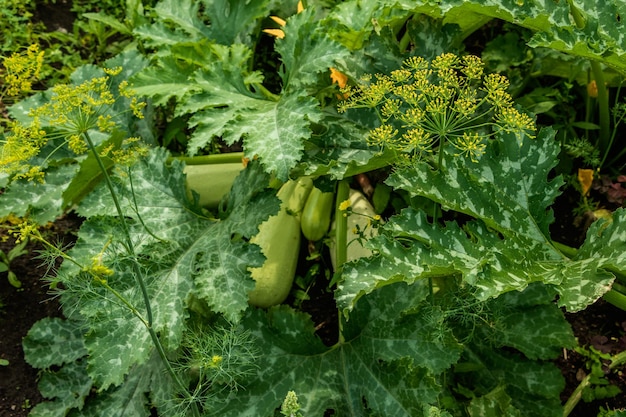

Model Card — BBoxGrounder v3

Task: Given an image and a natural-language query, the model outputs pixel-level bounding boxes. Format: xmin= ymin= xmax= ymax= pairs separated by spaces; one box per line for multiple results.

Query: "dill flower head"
xmin=0 ymin=66 xmax=148 ymax=181
xmin=1 ymin=44 xmax=44 ymax=98
xmin=339 ymin=52 xmax=536 ymax=164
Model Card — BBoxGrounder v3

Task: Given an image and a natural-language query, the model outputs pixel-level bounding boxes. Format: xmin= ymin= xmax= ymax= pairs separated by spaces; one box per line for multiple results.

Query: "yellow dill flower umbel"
xmin=339 ymin=52 xmax=537 ymax=165
xmin=1 ymin=44 xmax=44 ymax=97
xmin=1 ymin=66 xmax=149 ymax=181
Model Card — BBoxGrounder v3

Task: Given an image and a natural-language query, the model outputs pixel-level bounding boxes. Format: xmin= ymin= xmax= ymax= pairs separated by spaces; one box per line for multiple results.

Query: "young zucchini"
xmin=300 ymin=186 xmax=334 ymax=241
xmin=248 ymin=177 xmax=313 ymax=308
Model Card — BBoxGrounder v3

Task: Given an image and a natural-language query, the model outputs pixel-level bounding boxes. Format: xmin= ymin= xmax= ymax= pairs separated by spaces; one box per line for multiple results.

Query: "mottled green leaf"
xmin=296 ymin=114 xmax=396 ymax=179
xmin=0 ymin=164 xmax=79 ymax=223
xmin=468 ymin=385 xmax=522 ymax=417
xmin=29 ymin=361 xmax=92 ymax=417
xmin=576 ymin=208 xmax=626 ymax=271
xmin=60 ymin=150 xmax=279 ymax=388
xmin=460 ymin=346 xmax=565 ymax=417
xmin=388 ymin=129 xmax=563 ymax=243
xmin=185 ymin=52 xmax=322 ymax=179
xmin=149 ymin=0 xmax=211 ymax=40
xmin=338 ymin=128 xmax=617 ymax=312
xmin=73 ymin=354 xmax=168 ymax=417
xmin=277 ymin=7 xmax=350 ymax=92
xmin=211 ymin=282 xmax=461 ymax=417
xmin=23 ymin=317 xmax=88 ymax=369
xmin=201 ymin=0 xmax=271 ymax=46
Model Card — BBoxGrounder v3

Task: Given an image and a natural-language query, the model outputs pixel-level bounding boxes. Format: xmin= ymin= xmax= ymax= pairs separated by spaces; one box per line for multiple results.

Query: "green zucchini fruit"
xmin=301 ymin=186 xmax=334 ymax=241
xmin=248 ymin=177 xmax=313 ymax=308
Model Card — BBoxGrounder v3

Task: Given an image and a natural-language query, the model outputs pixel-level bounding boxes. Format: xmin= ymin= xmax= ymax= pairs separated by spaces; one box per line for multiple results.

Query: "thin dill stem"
xmin=82 ymin=131 xmax=153 ymax=325
xmin=82 ymin=131 xmax=201 ymax=417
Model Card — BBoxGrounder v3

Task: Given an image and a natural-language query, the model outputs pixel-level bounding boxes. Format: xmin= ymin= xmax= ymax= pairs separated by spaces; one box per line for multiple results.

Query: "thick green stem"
xmin=334 ymin=180 xmax=350 ymax=270
xmin=254 ymin=83 xmax=281 ymax=101
xmin=168 ymin=152 xmax=244 ymax=166
xmin=551 ymin=241 xmax=578 ymax=258
xmin=83 ymin=132 xmax=200 ymax=417
xmin=335 ymin=180 xmax=350 ymax=346
xmin=567 ymin=0 xmax=611 ymax=156
xmin=590 ymin=61 xmax=611 ymax=155
xmin=603 ymin=283 xmax=626 ymax=311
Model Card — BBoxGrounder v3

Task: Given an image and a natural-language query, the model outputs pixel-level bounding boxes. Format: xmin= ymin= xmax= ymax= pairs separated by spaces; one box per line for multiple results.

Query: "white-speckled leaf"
xmin=28 ymin=361 xmax=92 ymax=417
xmin=76 ymin=353 xmax=169 ymax=417
xmin=0 ymin=164 xmax=79 ymax=223
xmin=210 ymin=282 xmax=462 ymax=417
xmin=185 ymin=51 xmax=322 ymax=180
xmin=23 ymin=317 xmax=88 ymax=369
xmin=62 ymin=150 xmax=278 ymax=388
xmin=388 ymin=129 xmax=563 ymax=242
xmin=338 ymin=129 xmax=617 ymax=312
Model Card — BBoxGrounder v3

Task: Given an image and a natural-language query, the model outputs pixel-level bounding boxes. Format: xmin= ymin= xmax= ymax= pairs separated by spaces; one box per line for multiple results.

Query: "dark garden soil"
xmin=0 ymin=214 xmax=81 ymax=417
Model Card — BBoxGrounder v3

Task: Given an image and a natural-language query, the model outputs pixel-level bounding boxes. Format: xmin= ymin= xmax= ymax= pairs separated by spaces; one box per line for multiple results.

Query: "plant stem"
xmin=591 ymin=61 xmax=611 ymax=156
xmin=566 ymin=0 xmax=611 ymax=155
xmin=551 ymin=241 xmax=578 ymax=258
xmin=254 ymin=82 xmax=281 ymax=101
xmin=168 ymin=152 xmax=245 ymax=166
xmin=83 ymin=132 xmax=153 ymax=325
xmin=563 ymin=349 xmax=626 ymax=417
xmin=335 ymin=180 xmax=350 ymax=270
xmin=83 ymin=132 xmax=201 ymax=417
xmin=603 ymin=283 xmax=626 ymax=311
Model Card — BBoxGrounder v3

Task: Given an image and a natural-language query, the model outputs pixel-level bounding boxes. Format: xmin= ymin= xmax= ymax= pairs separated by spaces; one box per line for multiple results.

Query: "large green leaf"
xmin=276 ymin=7 xmax=351 ymax=92
xmin=58 ymin=149 xmax=279 ymax=388
xmin=210 ymin=282 xmax=462 ymax=417
xmin=149 ymin=0 xmax=211 ymax=40
xmin=72 ymin=354 xmax=170 ymax=417
xmin=201 ymin=0 xmax=272 ymax=46
xmin=459 ymin=345 xmax=566 ymax=417
xmin=337 ymin=129 xmax=617 ymax=312
xmin=328 ymin=0 xmax=626 ymax=76
xmin=0 ymin=164 xmax=79 ymax=223
xmin=390 ymin=129 xmax=563 ymax=243
xmin=29 ymin=361 xmax=93 ymax=417
xmin=181 ymin=44 xmax=323 ymax=180
xmin=135 ymin=0 xmax=271 ymax=47
xmin=130 ymin=56 xmax=200 ymax=106
xmin=295 ymin=112 xmax=397 ymax=179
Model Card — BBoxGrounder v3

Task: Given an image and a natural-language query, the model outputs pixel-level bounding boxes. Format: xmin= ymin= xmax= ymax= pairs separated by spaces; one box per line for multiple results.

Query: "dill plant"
xmin=1 ymin=63 xmax=206 ymax=417
xmin=338 ymin=52 xmax=536 ymax=167
xmin=170 ymin=323 xmax=260 ymax=414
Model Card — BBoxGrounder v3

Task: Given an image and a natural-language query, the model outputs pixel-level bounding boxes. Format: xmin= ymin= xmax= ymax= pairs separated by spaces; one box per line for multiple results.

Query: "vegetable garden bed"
xmin=2 ymin=1 xmax=626 ymax=416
